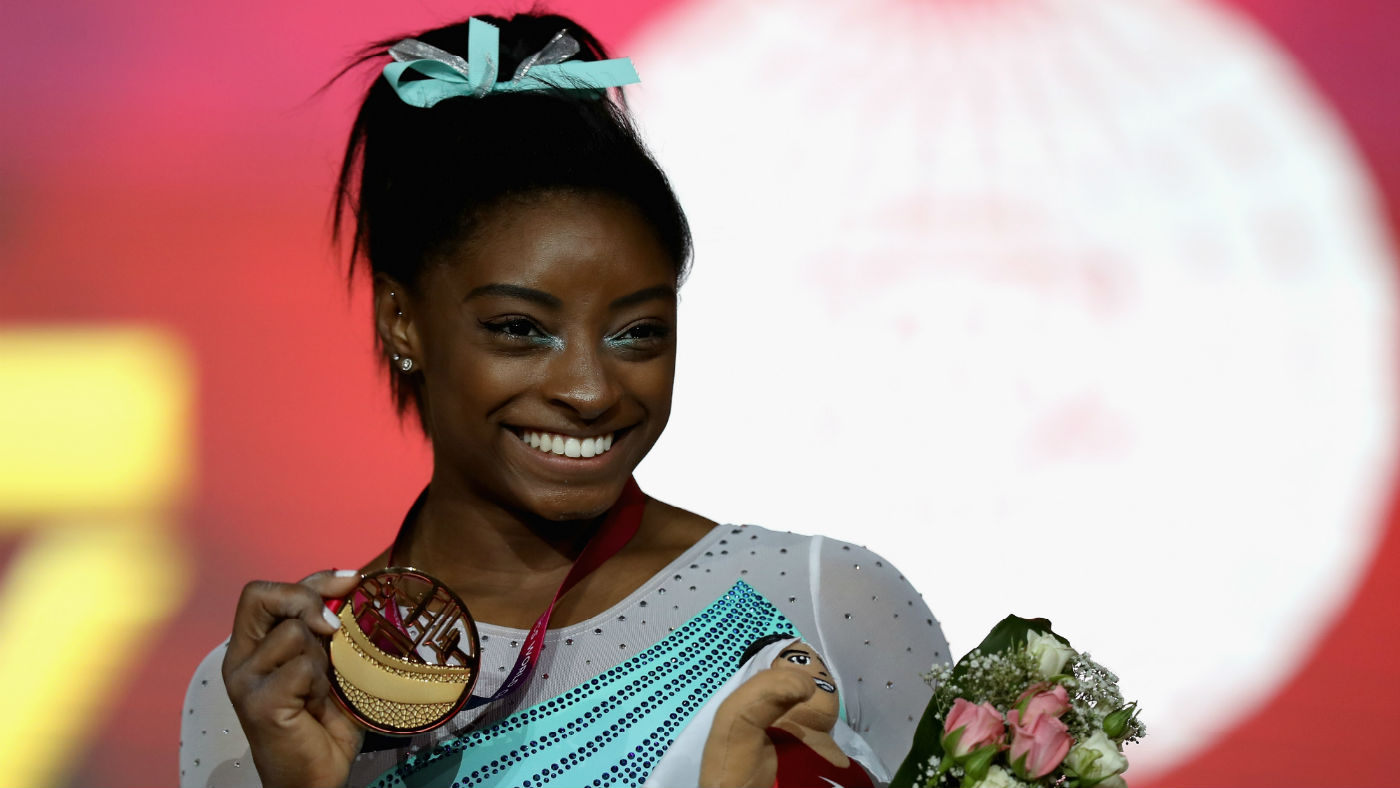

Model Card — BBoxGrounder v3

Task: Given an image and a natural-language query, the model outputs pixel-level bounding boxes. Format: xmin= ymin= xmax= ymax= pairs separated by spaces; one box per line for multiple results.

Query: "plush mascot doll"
xmin=698 ymin=636 xmax=875 ymax=788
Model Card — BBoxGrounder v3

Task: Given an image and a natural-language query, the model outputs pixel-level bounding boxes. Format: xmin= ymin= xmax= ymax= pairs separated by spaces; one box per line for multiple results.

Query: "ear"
xmin=373 ymin=274 xmax=423 ymax=369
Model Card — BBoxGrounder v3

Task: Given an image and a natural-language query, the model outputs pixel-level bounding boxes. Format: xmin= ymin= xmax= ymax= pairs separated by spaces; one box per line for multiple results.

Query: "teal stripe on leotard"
xmin=373 ymin=581 xmax=797 ymax=788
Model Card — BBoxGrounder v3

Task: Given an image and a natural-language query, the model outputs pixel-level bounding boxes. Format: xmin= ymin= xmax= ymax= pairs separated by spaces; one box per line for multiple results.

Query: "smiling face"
xmin=381 ymin=191 xmax=678 ymax=522
xmin=771 ymin=642 xmax=840 ymax=729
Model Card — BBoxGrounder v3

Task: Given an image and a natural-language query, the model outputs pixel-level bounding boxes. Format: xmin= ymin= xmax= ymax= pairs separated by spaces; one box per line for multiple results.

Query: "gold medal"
xmin=327 ymin=568 xmax=479 ymax=735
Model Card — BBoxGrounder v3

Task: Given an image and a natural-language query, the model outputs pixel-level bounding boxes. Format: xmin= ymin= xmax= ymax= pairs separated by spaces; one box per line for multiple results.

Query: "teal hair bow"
xmin=382 ymin=17 xmax=640 ymax=108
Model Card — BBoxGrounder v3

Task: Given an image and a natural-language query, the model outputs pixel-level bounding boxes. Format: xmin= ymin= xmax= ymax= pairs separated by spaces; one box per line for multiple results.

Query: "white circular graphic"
xmin=630 ymin=0 xmax=1397 ymax=774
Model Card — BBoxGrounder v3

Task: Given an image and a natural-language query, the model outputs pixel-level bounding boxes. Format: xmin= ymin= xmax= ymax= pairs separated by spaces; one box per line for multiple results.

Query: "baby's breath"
xmin=1062 ymin=652 xmax=1146 ymax=743
xmin=916 ymin=753 xmax=951 ymax=787
xmin=926 ymin=648 xmax=1041 ymax=722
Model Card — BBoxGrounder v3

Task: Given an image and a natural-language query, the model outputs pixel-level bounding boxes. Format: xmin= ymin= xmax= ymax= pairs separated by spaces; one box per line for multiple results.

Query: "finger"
xmin=306 ymin=670 xmax=347 ymax=728
xmin=225 ymin=570 xmax=360 ymax=667
xmin=241 ymin=618 xmax=329 ymax=678
xmin=311 ymin=693 xmax=367 ymax=761
xmin=308 ymin=656 xmax=332 ymax=702
xmin=243 ymin=653 xmax=326 ymax=726
xmin=305 ymin=668 xmax=334 ymax=714
xmin=226 ymin=618 xmax=326 ymax=700
xmin=229 ymin=580 xmax=341 ymax=660
xmin=298 ymin=568 xmax=365 ymax=600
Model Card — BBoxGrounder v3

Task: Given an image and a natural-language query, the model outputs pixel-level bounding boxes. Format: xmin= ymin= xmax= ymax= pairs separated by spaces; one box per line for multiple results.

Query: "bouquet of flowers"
xmin=892 ymin=616 xmax=1145 ymax=788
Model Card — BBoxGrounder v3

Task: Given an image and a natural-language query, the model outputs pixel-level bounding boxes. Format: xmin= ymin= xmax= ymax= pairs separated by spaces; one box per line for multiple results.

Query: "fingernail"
xmin=322 ymin=606 xmax=342 ymax=630
xmin=334 ymin=569 xmax=359 ymax=578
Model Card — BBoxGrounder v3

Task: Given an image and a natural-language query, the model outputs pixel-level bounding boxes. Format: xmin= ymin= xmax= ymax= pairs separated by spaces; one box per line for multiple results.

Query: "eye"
xmin=492 ymin=318 xmax=542 ymax=337
xmin=786 ymin=653 xmax=811 ymax=666
xmin=606 ymin=321 xmax=670 ymax=349
xmin=620 ymin=323 xmax=664 ymax=340
xmin=481 ymin=317 xmax=553 ymax=344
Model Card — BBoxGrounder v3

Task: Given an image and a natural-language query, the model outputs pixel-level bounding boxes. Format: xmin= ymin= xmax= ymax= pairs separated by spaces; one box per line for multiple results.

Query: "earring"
xmin=390 ymin=291 xmax=402 ymax=317
xmin=399 ymin=356 xmax=415 ymax=373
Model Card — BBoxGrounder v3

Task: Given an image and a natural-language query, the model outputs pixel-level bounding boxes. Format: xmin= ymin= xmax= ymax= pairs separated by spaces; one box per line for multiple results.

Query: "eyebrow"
xmin=609 ymin=285 xmax=676 ymax=310
xmin=463 ymin=283 xmax=675 ymax=311
xmin=464 ymin=283 xmax=563 ymax=308
xmin=778 ymin=649 xmax=809 ymax=659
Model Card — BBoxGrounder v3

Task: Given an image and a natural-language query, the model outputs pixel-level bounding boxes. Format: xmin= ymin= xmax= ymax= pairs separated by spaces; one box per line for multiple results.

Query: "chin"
xmin=523 ymin=479 xmax=630 ymax=523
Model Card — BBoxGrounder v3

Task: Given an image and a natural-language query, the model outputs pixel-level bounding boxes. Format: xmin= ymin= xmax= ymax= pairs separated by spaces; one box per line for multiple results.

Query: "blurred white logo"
xmin=633 ymin=0 xmax=1397 ymax=775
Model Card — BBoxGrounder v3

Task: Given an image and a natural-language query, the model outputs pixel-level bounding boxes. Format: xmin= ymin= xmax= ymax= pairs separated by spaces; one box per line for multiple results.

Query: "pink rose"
xmin=1014 ymin=683 xmax=1071 ymax=726
xmin=1007 ymin=709 xmax=1072 ymax=779
xmin=941 ymin=699 xmax=1006 ymax=758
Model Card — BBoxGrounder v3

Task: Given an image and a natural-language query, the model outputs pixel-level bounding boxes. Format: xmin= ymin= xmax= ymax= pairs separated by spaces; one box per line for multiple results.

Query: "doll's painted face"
xmin=771 ymin=642 xmax=840 ymax=729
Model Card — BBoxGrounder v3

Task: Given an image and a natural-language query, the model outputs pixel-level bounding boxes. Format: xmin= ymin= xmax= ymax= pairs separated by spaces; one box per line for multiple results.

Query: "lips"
xmin=813 ymin=678 xmax=836 ymax=694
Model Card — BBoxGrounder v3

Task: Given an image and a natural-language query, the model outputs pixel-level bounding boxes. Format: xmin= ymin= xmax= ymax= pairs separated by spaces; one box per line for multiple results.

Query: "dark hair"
xmin=738 ymin=633 xmax=798 ymax=667
xmin=332 ymin=13 xmax=692 ymax=424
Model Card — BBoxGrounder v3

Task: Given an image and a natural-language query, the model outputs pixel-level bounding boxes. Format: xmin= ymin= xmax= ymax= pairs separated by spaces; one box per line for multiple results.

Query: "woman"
xmin=181 ymin=12 xmax=948 ymax=787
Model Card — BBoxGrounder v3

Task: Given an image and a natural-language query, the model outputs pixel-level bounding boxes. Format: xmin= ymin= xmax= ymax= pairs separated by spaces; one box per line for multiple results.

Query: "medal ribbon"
xmin=385 ymin=477 xmax=646 ymax=708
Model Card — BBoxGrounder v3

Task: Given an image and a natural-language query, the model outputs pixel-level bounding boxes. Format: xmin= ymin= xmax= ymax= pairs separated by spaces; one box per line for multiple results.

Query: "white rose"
xmin=1062 ymin=730 xmax=1130 ymax=784
xmin=967 ymin=765 xmax=1019 ymax=788
xmin=1025 ymin=631 xmax=1076 ymax=678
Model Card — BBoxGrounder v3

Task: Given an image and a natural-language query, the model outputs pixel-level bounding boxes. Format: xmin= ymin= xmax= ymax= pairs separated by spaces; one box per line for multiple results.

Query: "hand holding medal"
xmin=220 ymin=570 xmax=369 ymax=788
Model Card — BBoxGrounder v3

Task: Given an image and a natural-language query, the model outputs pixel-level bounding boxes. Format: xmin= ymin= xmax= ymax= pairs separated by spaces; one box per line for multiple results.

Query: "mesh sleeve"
xmin=806 ymin=536 xmax=950 ymax=776
xmin=180 ymin=641 xmax=261 ymax=787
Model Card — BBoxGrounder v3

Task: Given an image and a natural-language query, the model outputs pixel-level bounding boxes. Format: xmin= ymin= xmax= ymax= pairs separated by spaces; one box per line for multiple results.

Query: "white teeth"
xmin=519 ymin=430 xmax=616 ymax=458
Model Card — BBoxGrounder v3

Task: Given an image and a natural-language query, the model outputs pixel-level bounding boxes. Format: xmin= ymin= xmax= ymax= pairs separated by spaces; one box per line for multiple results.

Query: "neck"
xmin=397 ymin=473 xmax=609 ymax=600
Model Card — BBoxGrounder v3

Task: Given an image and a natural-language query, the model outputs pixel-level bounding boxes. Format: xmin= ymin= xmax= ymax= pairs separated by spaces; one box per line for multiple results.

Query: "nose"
xmin=542 ymin=340 xmax=620 ymax=422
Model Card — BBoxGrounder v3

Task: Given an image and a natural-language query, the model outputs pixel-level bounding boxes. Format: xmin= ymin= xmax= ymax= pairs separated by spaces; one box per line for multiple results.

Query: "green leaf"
xmin=961 ymin=743 xmax=999 ymax=785
xmin=942 ymin=726 xmax=966 ymax=758
xmin=946 ymin=615 xmax=1072 ymax=686
xmin=1008 ymin=751 xmax=1031 ymax=781
xmin=891 ymin=693 xmax=949 ymax=787
xmin=977 ymin=615 xmax=1061 ymax=655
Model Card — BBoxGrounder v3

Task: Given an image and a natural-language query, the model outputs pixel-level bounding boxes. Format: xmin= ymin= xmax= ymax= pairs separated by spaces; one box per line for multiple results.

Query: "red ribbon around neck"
xmin=383 ymin=477 xmax=646 ymax=708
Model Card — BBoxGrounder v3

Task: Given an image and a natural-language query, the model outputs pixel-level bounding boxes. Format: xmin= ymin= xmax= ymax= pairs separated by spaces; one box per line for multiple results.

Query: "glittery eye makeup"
xmin=480 ymin=318 xmax=566 ymax=350
xmin=604 ymin=321 xmax=670 ymax=351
